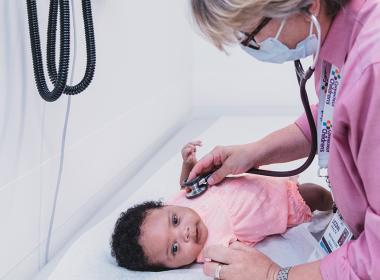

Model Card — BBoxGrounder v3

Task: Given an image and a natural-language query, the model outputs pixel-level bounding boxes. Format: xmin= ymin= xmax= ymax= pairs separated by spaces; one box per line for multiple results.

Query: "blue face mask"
xmin=241 ymin=17 xmax=319 ymax=64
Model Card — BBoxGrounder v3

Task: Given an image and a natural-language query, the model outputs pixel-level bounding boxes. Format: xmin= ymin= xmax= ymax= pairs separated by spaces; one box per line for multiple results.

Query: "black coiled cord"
xmin=27 ymin=0 xmax=70 ymax=102
xmin=26 ymin=0 xmax=96 ymax=102
xmin=47 ymin=0 xmax=96 ymax=95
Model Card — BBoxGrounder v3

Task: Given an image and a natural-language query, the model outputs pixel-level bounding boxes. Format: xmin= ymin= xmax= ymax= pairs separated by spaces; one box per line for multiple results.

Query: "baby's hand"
xmin=181 ymin=141 xmax=202 ymax=165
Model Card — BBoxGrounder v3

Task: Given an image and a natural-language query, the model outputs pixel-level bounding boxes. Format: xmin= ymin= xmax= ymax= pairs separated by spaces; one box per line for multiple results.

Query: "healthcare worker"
xmin=188 ymin=0 xmax=380 ymax=279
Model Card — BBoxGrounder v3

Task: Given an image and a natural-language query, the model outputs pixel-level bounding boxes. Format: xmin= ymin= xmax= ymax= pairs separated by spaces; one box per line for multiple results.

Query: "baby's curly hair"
xmin=110 ymin=200 xmax=168 ymax=271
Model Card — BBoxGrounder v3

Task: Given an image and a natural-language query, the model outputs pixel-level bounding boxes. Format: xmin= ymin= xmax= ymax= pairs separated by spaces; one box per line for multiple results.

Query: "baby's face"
xmin=139 ymin=205 xmax=208 ymax=269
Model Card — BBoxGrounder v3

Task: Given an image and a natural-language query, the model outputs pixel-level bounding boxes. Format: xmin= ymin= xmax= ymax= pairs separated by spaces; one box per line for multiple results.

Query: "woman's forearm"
xmin=270 ymin=260 xmax=323 ymax=280
xmin=288 ymin=261 xmax=323 ymax=280
xmin=249 ymin=123 xmax=311 ymax=167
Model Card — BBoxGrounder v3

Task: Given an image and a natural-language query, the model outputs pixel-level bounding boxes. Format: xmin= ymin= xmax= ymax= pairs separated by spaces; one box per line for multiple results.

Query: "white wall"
xmin=0 ymin=0 xmax=193 ymax=279
xmin=191 ymin=32 xmax=318 ymax=117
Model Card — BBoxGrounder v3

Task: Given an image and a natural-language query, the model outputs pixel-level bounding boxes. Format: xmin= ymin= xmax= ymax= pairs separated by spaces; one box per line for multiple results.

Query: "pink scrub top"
xmin=295 ymin=0 xmax=380 ymax=278
xmin=167 ymin=174 xmax=311 ymax=262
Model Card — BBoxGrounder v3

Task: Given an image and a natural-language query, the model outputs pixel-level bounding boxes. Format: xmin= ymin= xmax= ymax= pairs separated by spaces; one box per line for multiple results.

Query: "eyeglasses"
xmin=240 ymin=17 xmax=271 ymax=50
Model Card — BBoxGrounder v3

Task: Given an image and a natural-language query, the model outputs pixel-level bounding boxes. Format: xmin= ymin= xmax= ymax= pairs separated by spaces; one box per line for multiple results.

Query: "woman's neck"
xmin=318 ymin=4 xmax=334 ymax=45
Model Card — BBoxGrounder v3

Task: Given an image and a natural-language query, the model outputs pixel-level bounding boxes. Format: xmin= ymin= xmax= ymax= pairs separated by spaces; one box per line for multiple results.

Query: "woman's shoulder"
xmin=348 ymin=0 xmax=380 ymax=73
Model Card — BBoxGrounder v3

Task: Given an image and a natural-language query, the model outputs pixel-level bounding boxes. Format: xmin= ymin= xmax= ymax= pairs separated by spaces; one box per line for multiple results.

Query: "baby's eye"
xmin=172 ymin=214 xmax=179 ymax=225
xmin=172 ymin=242 xmax=179 ymax=256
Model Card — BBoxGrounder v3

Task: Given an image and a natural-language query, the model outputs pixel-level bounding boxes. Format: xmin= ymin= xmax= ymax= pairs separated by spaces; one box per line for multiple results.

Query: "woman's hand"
xmin=188 ymin=143 xmax=260 ymax=185
xmin=203 ymin=242 xmax=280 ymax=280
xmin=188 ymin=124 xmax=312 ymax=185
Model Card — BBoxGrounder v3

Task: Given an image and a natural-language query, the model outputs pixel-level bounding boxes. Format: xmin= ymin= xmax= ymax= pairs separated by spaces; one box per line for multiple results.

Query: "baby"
xmin=110 ymin=141 xmax=333 ymax=271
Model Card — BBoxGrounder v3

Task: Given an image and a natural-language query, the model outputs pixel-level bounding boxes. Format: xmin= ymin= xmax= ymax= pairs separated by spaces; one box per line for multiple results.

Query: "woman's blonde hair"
xmin=190 ymin=0 xmax=348 ymax=50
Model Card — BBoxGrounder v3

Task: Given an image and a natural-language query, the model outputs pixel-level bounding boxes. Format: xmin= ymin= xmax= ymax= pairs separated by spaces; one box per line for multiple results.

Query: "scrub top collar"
xmin=317 ymin=0 xmax=366 ymax=69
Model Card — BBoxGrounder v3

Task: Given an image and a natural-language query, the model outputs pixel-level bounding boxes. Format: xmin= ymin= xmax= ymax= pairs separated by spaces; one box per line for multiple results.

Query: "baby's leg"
xmin=298 ymin=183 xmax=333 ymax=212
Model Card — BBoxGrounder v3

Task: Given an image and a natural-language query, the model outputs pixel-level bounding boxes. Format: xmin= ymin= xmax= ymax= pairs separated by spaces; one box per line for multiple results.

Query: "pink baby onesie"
xmin=167 ymin=174 xmax=312 ymax=262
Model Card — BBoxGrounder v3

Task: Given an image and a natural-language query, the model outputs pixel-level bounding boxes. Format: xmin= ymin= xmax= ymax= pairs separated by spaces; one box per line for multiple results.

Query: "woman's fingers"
xmin=203 ymin=244 xmax=280 ymax=280
xmin=188 ymin=146 xmax=230 ymax=180
xmin=207 ymin=163 xmax=231 ymax=185
xmin=188 ymin=152 xmax=216 ymax=180
xmin=202 ymin=245 xmax=248 ymax=279
xmin=203 ymin=261 xmax=233 ymax=279
xmin=187 ymin=143 xmax=256 ymax=182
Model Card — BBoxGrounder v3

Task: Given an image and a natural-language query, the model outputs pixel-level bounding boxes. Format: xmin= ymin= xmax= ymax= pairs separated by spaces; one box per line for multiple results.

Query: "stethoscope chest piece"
xmin=186 ymin=184 xmax=208 ymax=199
xmin=181 ymin=172 xmax=213 ymax=199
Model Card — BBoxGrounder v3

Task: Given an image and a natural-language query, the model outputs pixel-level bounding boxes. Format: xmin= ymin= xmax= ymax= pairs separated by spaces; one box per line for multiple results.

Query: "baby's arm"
xmin=180 ymin=141 xmax=202 ymax=186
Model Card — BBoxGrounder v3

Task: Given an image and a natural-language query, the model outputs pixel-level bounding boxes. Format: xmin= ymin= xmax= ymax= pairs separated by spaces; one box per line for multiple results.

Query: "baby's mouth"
xmin=195 ymin=223 xmax=200 ymax=244
xmin=196 ymin=225 xmax=199 ymax=243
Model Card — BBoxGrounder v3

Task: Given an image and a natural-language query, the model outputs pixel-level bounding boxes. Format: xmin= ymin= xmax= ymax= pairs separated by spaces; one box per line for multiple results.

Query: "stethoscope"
xmin=183 ymin=14 xmax=322 ymax=199
xmin=181 ymin=170 xmax=214 ymax=199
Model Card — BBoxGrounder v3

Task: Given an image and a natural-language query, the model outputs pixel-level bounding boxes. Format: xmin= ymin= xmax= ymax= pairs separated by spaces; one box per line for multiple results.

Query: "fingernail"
xmin=204 ymin=257 xmax=212 ymax=262
xmin=207 ymin=177 xmax=214 ymax=185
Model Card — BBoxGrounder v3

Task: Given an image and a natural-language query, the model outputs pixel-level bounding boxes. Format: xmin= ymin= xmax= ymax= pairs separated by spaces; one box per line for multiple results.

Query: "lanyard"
xmin=315 ymin=62 xmax=354 ymax=255
xmin=317 ymin=63 xmax=343 ymax=178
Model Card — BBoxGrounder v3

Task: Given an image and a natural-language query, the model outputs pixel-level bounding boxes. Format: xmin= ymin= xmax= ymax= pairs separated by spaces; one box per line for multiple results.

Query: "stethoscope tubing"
xmin=246 ymin=62 xmax=317 ymax=177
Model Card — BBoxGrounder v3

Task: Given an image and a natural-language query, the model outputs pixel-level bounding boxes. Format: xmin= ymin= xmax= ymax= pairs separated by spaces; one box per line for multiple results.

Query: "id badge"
xmin=319 ymin=209 xmax=354 ymax=255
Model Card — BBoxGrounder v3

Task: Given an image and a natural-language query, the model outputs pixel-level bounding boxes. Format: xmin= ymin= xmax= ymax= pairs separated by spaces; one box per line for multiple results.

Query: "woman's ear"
xmin=303 ymin=0 xmax=321 ymax=21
